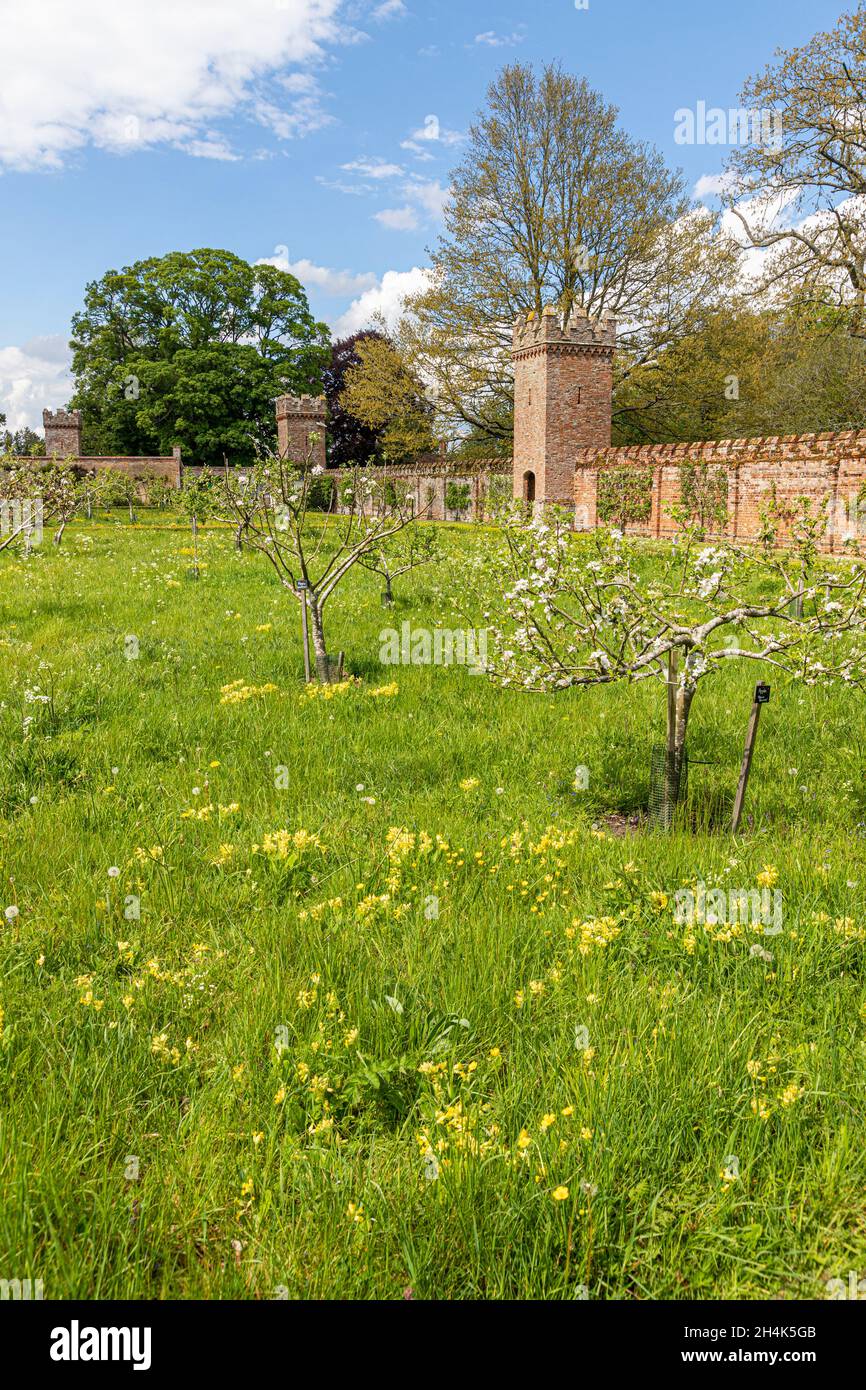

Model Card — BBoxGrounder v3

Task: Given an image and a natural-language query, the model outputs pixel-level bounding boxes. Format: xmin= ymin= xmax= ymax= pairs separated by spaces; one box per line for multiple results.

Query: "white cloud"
xmin=374 ymin=206 xmax=420 ymax=231
xmin=693 ymin=172 xmax=738 ymax=201
xmin=404 ymin=177 xmax=449 ymax=220
xmin=372 ymin=0 xmax=407 ymax=19
xmin=341 ymin=157 xmax=404 ymax=179
xmin=473 ymin=28 xmax=526 ymax=48
xmin=0 ymin=336 xmax=74 ymax=433
xmin=316 ymin=175 xmax=374 ymax=195
xmin=373 ymin=177 xmax=449 ymax=230
xmin=0 ymin=0 xmax=346 ymax=171
xmin=333 ymin=266 xmax=430 ymax=337
xmin=403 ymin=113 xmax=464 ymax=148
xmin=255 ymin=248 xmax=378 ymax=297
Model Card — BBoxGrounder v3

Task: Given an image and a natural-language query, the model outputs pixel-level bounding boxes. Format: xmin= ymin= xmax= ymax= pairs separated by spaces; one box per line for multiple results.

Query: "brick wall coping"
xmin=330 ymin=457 xmax=512 ymax=477
xmin=8 ymin=455 xmax=179 ymax=467
xmin=574 ymin=430 xmax=866 ymax=468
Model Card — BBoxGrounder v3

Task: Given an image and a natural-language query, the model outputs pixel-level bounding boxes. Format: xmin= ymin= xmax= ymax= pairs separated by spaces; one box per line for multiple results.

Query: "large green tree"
xmin=69 ymin=248 xmax=329 ymax=467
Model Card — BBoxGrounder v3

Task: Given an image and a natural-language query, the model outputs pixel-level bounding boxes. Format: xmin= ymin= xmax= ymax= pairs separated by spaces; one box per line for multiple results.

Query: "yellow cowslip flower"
xmin=274 ymin=1085 xmax=287 ymax=1105
xmin=540 ymin=1113 xmax=557 ymax=1132
xmin=240 ymin=1178 xmax=254 ymax=1198
xmin=551 ymin=1186 xmax=570 ymax=1202
xmin=649 ymin=891 xmax=669 ymax=911
xmin=252 ymin=1132 xmax=264 ymax=1146
xmin=580 ymin=1127 xmax=593 ymax=1141
xmin=459 ymin=777 xmax=479 ymax=791
xmin=561 ymin=1106 xmax=574 ymax=1118
xmin=514 ymin=989 xmax=525 ymax=1009
xmin=516 ymin=1129 xmax=532 ymax=1151
xmin=779 ymin=1082 xmax=804 ymax=1107
xmin=746 ymin=1059 xmax=762 ymax=1079
xmin=489 ymin=1047 xmax=501 ymax=1059
xmin=757 ymin=865 xmax=778 ymax=889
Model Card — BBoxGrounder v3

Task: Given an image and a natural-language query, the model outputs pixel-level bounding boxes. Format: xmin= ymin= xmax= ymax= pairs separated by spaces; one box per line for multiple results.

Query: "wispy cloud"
xmin=341 ymin=157 xmax=404 ymax=179
xmin=255 ymin=249 xmax=378 ymax=298
xmin=374 ymin=206 xmax=420 ymax=231
xmin=372 ymin=0 xmax=408 ymax=20
xmin=374 ymin=176 xmax=449 ymax=231
xmin=401 ymin=114 xmax=464 ymax=152
xmin=473 ymin=27 xmax=527 ymax=48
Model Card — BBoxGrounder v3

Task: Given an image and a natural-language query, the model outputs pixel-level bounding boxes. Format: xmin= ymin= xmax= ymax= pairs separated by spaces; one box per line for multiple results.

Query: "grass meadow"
xmin=1 ymin=515 xmax=865 ymax=1301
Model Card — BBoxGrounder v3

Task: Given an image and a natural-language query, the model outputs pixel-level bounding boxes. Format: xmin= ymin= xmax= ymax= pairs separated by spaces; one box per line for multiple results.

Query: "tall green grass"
xmin=0 ymin=517 xmax=864 ymax=1300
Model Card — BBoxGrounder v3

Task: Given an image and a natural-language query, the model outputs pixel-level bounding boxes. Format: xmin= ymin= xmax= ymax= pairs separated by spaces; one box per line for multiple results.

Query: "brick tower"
xmin=512 ymin=306 xmax=616 ymax=506
xmin=275 ymin=394 xmax=327 ymax=468
xmin=43 ymin=408 xmax=82 ymax=458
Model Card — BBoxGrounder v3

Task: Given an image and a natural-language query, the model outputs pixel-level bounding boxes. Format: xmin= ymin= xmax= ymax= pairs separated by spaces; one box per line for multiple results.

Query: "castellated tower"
xmin=276 ymin=394 xmax=327 ymax=470
xmin=512 ymin=306 xmax=616 ymax=506
xmin=43 ymin=408 xmax=82 ymax=458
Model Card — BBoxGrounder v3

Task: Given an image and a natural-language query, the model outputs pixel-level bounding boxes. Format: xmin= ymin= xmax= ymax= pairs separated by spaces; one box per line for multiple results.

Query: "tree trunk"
xmin=661 ymin=648 xmax=694 ymax=830
xmin=308 ymin=596 xmax=330 ymax=683
xmin=53 ymin=521 xmax=66 ymax=546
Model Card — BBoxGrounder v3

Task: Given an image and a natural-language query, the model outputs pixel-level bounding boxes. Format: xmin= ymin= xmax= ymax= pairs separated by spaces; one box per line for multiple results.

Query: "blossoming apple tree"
xmin=220 ymin=439 xmax=427 ymax=683
xmin=477 ymin=499 xmax=866 ymax=824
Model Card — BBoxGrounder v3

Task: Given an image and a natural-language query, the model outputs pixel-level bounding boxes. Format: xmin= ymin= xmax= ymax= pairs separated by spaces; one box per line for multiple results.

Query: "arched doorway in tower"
xmin=522 ymin=470 xmax=536 ymax=503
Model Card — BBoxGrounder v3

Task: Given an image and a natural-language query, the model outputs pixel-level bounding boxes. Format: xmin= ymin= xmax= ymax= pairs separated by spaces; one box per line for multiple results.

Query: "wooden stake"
xmin=297 ymin=582 xmax=311 ymax=684
xmin=732 ymin=683 xmax=770 ymax=834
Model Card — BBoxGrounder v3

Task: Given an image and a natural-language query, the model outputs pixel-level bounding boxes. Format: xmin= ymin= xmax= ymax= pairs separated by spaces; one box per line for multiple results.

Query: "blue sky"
xmin=0 ymin=0 xmax=849 ymax=429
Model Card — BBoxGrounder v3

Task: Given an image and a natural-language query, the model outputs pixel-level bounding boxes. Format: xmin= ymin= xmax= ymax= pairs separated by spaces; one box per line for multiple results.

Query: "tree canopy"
xmin=69 ymin=248 xmax=329 ymax=468
xmin=398 ymin=62 xmax=740 ymax=449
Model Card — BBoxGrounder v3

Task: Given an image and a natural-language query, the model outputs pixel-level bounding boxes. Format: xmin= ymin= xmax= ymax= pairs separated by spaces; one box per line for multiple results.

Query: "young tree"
xmin=219 ymin=442 xmax=421 ymax=683
xmin=0 ymin=460 xmax=53 ymax=555
xmin=476 ymin=503 xmax=866 ymax=827
xmin=95 ymin=469 xmax=145 ymax=523
xmin=357 ymin=493 xmax=441 ymax=604
xmin=176 ymin=478 xmax=218 ymax=579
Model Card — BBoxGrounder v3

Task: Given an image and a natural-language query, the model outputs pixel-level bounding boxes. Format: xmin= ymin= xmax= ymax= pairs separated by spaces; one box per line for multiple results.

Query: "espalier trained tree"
xmin=477 ymin=500 xmax=866 ymax=825
xmin=219 ymin=440 xmax=423 ymax=684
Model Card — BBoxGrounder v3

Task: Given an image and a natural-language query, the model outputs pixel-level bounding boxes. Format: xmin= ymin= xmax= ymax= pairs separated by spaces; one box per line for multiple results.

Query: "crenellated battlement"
xmin=275 ymin=393 xmax=327 ymax=418
xmin=43 ymin=407 xmax=83 ymax=457
xmin=512 ymin=304 xmax=617 ymax=355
